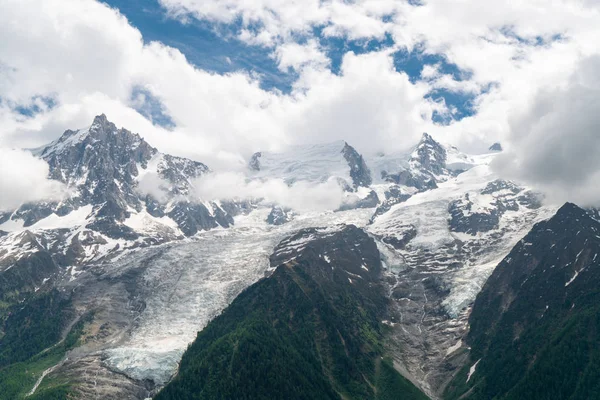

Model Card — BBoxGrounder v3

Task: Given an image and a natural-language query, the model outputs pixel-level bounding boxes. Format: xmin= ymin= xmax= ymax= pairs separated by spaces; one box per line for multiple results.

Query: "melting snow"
xmin=445 ymin=340 xmax=462 ymax=356
xmin=467 ymin=359 xmax=481 ymax=382
xmin=565 ymin=270 xmax=581 ymax=287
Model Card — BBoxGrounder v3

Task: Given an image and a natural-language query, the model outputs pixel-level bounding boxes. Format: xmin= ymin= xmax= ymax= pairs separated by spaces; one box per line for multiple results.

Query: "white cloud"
xmin=193 ymin=172 xmax=345 ymax=212
xmin=158 ymin=0 xmax=394 ymax=45
xmin=278 ymin=51 xmax=436 ymax=154
xmin=493 ymin=55 xmax=600 ymax=206
xmin=2 ymin=0 xmax=600 ymax=208
xmin=0 ymin=0 xmax=437 ymax=173
xmin=390 ymin=0 xmax=600 ymax=152
xmin=0 ymin=148 xmax=65 ymax=212
xmin=272 ymin=40 xmax=330 ymax=72
xmin=137 ymin=172 xmax=171 ymax=204
xmin=158 ymin=0 xmax=600 ymax=156
xmin=0 ymin=0 xmax=141 ymax=106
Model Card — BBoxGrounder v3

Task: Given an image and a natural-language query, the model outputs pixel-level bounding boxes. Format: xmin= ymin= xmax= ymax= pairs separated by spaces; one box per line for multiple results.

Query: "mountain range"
xmin=1 ymin=115 xmax=596 ymax=400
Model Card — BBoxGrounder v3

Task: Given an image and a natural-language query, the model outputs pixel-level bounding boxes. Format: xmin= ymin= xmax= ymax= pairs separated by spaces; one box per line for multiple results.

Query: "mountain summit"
xmin=3 ymin=115 xmax=240 ymax=240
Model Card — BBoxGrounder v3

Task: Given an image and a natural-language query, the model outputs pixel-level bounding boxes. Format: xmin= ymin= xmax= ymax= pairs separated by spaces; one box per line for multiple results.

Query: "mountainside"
xmin=155 ymin=225 xmax=428 ymax=400
xmin=0 ymin=115 xmax=560 ymax=400
xmin=445 ymin=203 xmax=600 ymax=400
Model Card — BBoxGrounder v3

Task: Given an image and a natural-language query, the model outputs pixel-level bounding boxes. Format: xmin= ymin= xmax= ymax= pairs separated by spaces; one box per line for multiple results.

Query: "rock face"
xmin=266 ymin=206 xmax=291 ymax=225
xmin=410 ymin=133 xmax=448 ymax=178
xmin=370 ymin=186 xmax=413 ymax=221
xmin=448 ymin=180 xmax=542 ymax=235
xmin=248 ymin=151 xmax=261 ymax=171
xmin=338 ymin=189 xmax=380 ymax=212
xmin=342 ymin=141 xmax=372 ymax=187
xmin=372 ymin=133 xmax=461 ymax=219
xmin=446 ymin=203 xmax=600 ymax=400
xmin=5 ymin=114 xmax=238 ymax=240
xmin=488 ymin=142 xmax=503 ymax=152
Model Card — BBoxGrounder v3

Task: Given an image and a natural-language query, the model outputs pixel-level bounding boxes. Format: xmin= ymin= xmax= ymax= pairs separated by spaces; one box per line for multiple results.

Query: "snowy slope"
xmin=250 ymin=141 xmax=352 ymax=183
xmin=249 ymin=140 xmax=372 ymax=189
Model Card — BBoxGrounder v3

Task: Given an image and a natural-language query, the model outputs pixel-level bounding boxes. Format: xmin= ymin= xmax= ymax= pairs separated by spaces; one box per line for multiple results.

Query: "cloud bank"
xmin=1 ymin=0 xmax=600 ymax=207
xmin=493 ymin=55 xmax=600 ymax=206
xmin=194 ymin=172 xmax=345 ymax=212
xmin=0 ymin=148 xmax=65 ymax=212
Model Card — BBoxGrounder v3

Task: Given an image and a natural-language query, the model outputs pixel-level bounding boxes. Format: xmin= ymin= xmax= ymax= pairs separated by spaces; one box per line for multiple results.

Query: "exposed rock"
xmin=266 ymin=206 xmax=292 ymax=225
xmin=337 ymin=190 xmax=380 ymax=211
xmin=371 ymin=186 xmax=413 ymax=222
xmin=341 ymin=142 xmax=372 ymax=187
xmin=378 ymin=133 xmax=451 ymax=192
xmin=248 ymin=152 xmax=261 ymax=171
xmin=449 ymin=181 xmax=545 ymax=235
xmin=411 ymin=133 xmax=448 ymax=177
xmin=480 ymin=179 xmax=521 ymax=195
xmin=488 ymin=142 xmax=503 ymax=152
xmin=5 ymin=114 xmax=238 ymax=239
xmin=448 ymin=196 xmax=501 ymax=235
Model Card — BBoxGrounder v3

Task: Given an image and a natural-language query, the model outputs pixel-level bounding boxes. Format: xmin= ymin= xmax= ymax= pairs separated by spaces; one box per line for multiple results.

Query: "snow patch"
xmin=467 ymin=359 xmax=481 ymax=382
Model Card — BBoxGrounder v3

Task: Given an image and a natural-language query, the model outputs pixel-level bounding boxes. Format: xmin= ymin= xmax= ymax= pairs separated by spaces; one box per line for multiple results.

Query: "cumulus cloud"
xmin=159 ymin=0 xmax=393 ymax=46
xmin=272 ymin=40 xmax=330 ymax=72
xmin=137 ymin=172 xmax=172 ymax=204
xmin=193 ymin=172 xmax=345 ymax=212
xmin=157 ymin=0 xmax=600 ymax=155
xmin=492 ymin=55 xmax=600 ymax=206
xmin=279 ymin=51 xmax=436 ymax=154
xmin=0 ymin=148 xmax=66 ymax=211
xmin=0 ymin=0 xmax=438 ymax=172
xmin=1 ymin=0 xmax=600 ymax=209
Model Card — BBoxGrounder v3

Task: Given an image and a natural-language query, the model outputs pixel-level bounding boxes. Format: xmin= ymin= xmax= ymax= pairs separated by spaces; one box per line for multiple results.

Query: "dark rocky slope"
xmin=445 ymin=202 xmax=600 ymax=400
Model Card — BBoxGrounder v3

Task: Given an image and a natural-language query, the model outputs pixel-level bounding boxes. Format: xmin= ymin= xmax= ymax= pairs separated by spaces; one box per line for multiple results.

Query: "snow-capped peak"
xmin=2 ymin=115 xmax=236 ymax=243
xmin=489 ymin=142 xmax=503 ymax=152
xmin=248 ymin=140 xmax=371 ymax=189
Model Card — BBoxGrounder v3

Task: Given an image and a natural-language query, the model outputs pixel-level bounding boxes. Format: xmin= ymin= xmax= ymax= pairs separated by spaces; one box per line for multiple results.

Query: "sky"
xmin=1 ymin=0 xmax=600 ymax=208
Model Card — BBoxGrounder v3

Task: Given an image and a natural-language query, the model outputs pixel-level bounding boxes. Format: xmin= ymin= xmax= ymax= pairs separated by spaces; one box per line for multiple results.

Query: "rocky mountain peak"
xmin=411 ymin=132 xmax=447 ymax=175
xmin=341 ymin=141 xmax=372 ymax=188
xmin=2 ymin=115 xmax=239 ymax=240
xmin=488 ymin=142 xmax=503 ymax=152
xmin=248 ymin=151 xmax=261 ymax=171
xmin=536 ymin=202 xmax=593 ymax=236
xmin=40 ymin=114 xmax=156 ymax=177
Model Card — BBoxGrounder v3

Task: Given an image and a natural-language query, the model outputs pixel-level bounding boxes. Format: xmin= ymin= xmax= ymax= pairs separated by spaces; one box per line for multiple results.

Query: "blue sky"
xmin=103 ymin=0 xmax=477 ymax=125
xmin=103 ymin=0 xmax=296 ymax=90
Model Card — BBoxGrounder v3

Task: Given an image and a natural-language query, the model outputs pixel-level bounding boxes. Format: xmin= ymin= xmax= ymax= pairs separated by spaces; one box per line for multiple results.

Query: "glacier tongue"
xmin=101 ymin=208 xmax=375 ymax=384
